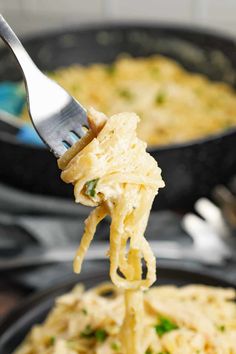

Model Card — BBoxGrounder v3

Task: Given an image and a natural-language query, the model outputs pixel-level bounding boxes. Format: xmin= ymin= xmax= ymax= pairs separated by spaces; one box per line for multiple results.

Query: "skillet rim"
xmin=1 ymin=21 xmax=236 ymax=153
xmin=0 ymin=263 xmax=235 ymax=336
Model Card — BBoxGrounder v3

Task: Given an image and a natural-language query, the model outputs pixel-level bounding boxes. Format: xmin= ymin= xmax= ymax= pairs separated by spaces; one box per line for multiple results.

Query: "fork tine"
xmin=73 ymin=126 xmax=87 ymax=138
xmin=52 ymin=142 xmax=67 ymax=158
xmin=63 ymin=134 xmax=77 ymax=147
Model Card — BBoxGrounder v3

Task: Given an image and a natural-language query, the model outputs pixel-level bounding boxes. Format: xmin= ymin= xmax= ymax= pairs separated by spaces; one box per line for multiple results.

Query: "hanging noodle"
xmin=57 ymin=107 xmax=164 ymax=353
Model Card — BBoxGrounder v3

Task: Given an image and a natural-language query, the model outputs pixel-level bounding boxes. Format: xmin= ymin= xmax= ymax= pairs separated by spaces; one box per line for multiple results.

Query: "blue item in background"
xmin=17 ymin=124 xmax=44 ymax=146
xmin=0 ymin=82 xmax=25 ymax=116
xmin=0 ymin=81 xmax=44 ymax=146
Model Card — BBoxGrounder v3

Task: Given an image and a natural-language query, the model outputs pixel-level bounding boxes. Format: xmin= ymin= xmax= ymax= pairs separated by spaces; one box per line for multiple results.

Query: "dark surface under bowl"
xmin=0 ymin=24 xmax=236 ymax=209
xmin=0 ymin=263 xmax=235 ymax=354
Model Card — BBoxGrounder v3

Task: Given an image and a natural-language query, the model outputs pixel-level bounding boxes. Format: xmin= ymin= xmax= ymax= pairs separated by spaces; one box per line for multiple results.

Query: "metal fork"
xmin=182 ymin=197 xmax=235 ymax=263
xmin=0 ymin=15 xmax=88 ymax=157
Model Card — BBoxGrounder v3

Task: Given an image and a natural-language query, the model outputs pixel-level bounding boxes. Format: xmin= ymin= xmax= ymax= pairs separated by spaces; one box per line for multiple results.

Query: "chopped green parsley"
xmin=111 ymin=341 xmax=120 ymax=351
xmin=118 ymin=88 xmax=133 ymax=100
xmin=85 ymin=178 xmax=99 ymax=197
xmin=81 ymin=308 xmax=88 ymax=315
xmin=155 ymin=91 xmax=166 ymax=105
xmin=218 ymin=325 xmax=225 ymax=332
xmin=106 ymin=64 xmax=116 ymax=75
xmin=95 ymin=329 xmax=107 ymax=342
xmin=80 ymin=325 xmax=107 ymax=342
xmin=80 ymin=325 xmax=95 ymax=338
xmin=155 ymin=317 xmax=178 ymax=337
xmin=49 ymin=336 xmax=55 ymax=345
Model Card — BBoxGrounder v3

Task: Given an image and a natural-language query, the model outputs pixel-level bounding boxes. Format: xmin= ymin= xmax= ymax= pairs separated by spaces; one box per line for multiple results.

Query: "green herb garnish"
xmin=145 ymin=348 xmax=153 ymax=354
xmin=95 ymin=329 xmax=107 ymax=342
xmin=218 ymin=325 xmax=225 ymax=332
xmin=85 ymin=178 xmax=99 ymax=197
xmin=82 ymin=308 xmax=88 ymax=315
xmin=80 ymin=325 xmax=107 ymax=342
xmin=155 ymin=317 xmax=178 ymax=337
xmin=49 ymin=336 xmax=55 ymax=345
xmin=155 ymin=91 xmax=166 ymax=105
xmin=111 ymin=342 xmax=120 ymax=351
xmin=106 ymin=64 xmax=116 ymax=75
xmin=118 ymin=88 xmax=133 ymax=100
xmin=158 ymin=352 xmax=170 ymax=354
xmin=80 ymin=325 xmax=95 ymax=338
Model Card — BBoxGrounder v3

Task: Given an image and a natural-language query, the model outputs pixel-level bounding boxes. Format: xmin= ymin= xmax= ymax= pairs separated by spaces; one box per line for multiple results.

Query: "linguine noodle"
xmin=57 ymin=108 xmax=164 ymax=353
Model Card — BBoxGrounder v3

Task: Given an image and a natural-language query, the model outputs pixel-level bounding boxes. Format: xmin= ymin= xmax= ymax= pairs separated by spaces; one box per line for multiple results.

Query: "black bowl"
xmin=0 ymin=263 xmax=235 ymax=354
xmin=1 ymin=23 xmax=236 ymax=209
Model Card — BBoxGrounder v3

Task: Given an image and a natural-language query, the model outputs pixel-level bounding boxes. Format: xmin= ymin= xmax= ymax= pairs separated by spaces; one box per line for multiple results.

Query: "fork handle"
xmin=0 ymin=15 xmax=39 ymax=82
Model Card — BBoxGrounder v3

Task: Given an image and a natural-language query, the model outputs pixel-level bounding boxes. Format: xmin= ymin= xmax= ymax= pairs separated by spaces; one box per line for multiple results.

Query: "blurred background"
xmin=0 ymin=2 xmax=236 ymax=351
xmin=0 ymin=0 xmax=236 ymax=38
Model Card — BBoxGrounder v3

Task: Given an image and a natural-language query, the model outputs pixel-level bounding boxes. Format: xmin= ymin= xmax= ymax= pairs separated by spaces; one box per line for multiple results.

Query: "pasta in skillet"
xmin=15 ymin=283 xmax=236 ymax=353
xmin=21 ymin=55 xmax=236 ymax=146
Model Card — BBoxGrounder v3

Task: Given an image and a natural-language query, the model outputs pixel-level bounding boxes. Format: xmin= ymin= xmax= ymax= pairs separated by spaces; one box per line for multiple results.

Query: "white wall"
xmin=0 ymin=0 xmax=236 ymax=38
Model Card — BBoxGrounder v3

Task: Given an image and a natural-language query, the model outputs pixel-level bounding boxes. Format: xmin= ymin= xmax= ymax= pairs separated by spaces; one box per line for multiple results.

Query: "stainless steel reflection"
xmin=182 ymin=197 xmax=235 ymax=263
xmin=0 ymin=15 xmax=88 ymax=157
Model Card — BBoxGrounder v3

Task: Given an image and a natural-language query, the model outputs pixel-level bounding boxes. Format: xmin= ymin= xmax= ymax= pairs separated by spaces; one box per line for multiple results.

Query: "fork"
xmin=0 ymin=15 xmax=88 ymax=157
xmin=182 ymin=197 xmax=235 ymax=263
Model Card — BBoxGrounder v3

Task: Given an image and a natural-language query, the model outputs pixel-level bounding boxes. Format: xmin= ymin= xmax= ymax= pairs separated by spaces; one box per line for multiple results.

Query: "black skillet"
xmin=0 ymin=24 xmax=236 ymax=210
xmin=0 ymin=264 xmax=235 ymax=354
